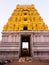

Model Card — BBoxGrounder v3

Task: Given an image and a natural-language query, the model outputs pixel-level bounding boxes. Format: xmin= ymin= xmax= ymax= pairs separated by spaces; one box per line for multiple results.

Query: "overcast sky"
xmin=0 ymin=0 xmax=49 ymax=41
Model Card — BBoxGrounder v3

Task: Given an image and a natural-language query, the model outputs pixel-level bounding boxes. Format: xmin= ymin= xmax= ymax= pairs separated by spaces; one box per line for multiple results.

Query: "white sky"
xmin=22 ymin=42 xmax=28 ymax=48
xmin=0 ymin=0 xmax=49 ymax=41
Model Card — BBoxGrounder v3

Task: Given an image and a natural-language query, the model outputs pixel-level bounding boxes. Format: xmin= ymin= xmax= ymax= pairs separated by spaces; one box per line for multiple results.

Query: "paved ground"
xmin=6 ymin=61 xmax=49 ymax=65
xmin=4 ymin=57 xmax=49 ymax=65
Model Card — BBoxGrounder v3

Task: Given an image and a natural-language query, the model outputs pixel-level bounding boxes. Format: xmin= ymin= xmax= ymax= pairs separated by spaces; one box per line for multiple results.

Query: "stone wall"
xmin=32 ymin=31 xmax=49 ymax=60
xmin=0 ymin=31 xmax=49 ymax=60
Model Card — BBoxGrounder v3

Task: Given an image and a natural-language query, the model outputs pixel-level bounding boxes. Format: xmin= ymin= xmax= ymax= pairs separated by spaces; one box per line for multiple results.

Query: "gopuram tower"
xmin=0 ymin=4 xmax=49 ymax=60
xmin=3 ymin=4 xmax=48 ymax=31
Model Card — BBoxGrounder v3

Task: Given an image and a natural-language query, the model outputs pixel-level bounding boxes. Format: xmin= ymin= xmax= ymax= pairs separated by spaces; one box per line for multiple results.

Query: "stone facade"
xmin=0 ymin=30 xmax=49 ymax=60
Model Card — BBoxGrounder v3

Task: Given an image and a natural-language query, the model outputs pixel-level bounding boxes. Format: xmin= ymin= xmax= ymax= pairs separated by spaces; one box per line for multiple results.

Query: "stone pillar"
xmin=30 ymin=33 xmax=34 ymax=57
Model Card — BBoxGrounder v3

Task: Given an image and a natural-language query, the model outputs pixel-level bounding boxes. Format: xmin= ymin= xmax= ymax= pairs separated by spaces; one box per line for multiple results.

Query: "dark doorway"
xmin=23 ymin=26 xmax=28 ymax=30
xmin=21 ymin=35 xmax=30 ymax=57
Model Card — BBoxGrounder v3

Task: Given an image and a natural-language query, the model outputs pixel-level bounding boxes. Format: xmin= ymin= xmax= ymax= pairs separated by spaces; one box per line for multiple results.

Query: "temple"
xmin=0 ymin=4 xmax=49 ymax=61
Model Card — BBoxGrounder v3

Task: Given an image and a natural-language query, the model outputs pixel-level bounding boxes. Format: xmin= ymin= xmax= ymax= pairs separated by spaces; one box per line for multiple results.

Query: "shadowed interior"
xmin=21 ymin=35 xmax=30 ymax=57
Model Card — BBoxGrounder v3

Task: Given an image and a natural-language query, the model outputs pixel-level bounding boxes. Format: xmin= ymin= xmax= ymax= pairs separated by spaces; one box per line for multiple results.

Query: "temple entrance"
xmin=21 ymin=35 xmax=30 ymax=57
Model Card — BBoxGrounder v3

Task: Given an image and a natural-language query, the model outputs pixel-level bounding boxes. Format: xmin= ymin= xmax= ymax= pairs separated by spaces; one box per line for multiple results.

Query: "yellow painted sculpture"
xmin=3 ymin=4 xmax=48 ymax=31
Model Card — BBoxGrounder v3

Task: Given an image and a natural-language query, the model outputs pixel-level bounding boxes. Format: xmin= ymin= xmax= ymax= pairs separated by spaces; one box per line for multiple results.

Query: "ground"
xmin=5 ymin=57 xmax=49 ymax=65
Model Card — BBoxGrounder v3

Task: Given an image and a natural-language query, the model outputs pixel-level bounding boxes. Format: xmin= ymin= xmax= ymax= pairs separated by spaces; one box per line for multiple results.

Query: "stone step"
xmin=18 ymin=57 xmax=32 ymax=62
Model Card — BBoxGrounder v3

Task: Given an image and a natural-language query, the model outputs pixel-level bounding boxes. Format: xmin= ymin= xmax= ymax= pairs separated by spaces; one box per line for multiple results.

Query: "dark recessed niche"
xmin=23 ymin=26 xmax=28 ymax=30
xmin=14 ymin=24 xmax=15 ymax=26
xmin=36 ymin=24 xmax=37 ymax=26
xmin=22 ymin=9 xmax=29 ymax=11
xmin=16 ymin=18 xmax=17 ymax=21
xmin=24 ymin=18 xmax=27 ymax=21
xmin=24 ymin=13 xmax=27 ymax=15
